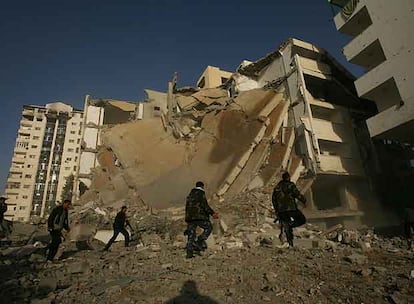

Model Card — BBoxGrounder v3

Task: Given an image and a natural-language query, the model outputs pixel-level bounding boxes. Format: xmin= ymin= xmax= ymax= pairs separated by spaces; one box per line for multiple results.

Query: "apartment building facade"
xmin=331 ymin=0 xmax=414 ymax=143
xmin=74 ymin=96 xmax=138 ymax=200
xmin=233 ymin=38 xmax=382 ymax=227
xmin=5 ymin=102 xmax=83 ymax=222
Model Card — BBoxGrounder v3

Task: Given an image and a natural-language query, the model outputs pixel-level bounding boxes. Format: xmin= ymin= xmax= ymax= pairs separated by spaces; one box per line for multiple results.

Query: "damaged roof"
xmin=237 ymin=38 xmax=356 ymax=83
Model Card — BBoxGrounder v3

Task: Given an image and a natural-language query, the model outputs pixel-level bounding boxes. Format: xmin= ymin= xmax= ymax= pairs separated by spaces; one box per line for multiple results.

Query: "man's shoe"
xmin=186 ymin=251 xmax=194 ymax=259
xmin=196 ymin=240 xmax=207 ymax=251
xmin=278 ymin=232 xmax=284 ymax=244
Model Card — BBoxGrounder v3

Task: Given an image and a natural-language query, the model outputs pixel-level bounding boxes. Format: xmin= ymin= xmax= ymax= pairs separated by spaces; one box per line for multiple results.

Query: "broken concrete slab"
xmin=68 ymin=261 xmax=90 ymax=274
xmin=176 ymin=95 xmax=199 ymax=110
xmin=94 ymin=230 xmax=126 ymax=243
xmin=38 ymin=277 xmax=57 ymax=294
xmin=358 ymin=241 xmax=372 ymax=253
xmin=92 ymin=278 xmax=133 ymax=296
xmin=69 ymin=224 xmax=95 ymax=242
xmin=344 ymin=253 xmax=368 ymax=265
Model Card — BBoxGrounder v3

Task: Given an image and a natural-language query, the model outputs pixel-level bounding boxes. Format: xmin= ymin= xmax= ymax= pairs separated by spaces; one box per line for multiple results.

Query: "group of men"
xmin=183 ymin=174 xmax=306 ymax=258
xmin=21 ymin=171 xmax=413 ymax=261
xmin=46 ymin=200 xmax=132 ymax=260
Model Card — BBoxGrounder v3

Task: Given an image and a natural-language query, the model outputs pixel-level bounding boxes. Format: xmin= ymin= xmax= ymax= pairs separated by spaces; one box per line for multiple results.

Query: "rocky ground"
xmin=1 ymin=215 xmax=414 ymax=304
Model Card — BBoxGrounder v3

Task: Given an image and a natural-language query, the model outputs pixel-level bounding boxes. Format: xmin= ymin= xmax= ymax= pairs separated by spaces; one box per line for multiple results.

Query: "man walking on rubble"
xmin=185 ymin=181 xmax=219 ymax=259
xmin=47 ymin=199 xmax=71 ymax=261
xmin=0 ymin=195 xmax=10 ymax=240
xmin=103 ymin=206 xmax=131 ymax=251
xmin=272 ymin=172 xmax=307 ymax=247
xmin=403 ymin=206 xmax=414 ymax=249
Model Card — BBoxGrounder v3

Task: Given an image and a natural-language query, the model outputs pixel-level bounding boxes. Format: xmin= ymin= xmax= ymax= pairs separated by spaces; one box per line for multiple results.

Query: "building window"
xmin=77 ymin=138 xmax=80 ymax=144
xmin=33 ymin=136 xmax=40 ymax=140
xmin=22 ymin=195 xmax=28 ymax=199
xmin=221 ymin=77 xmax=229 ymax=84
xmin=197 ymin=77 xmax=205 ymax=88
xmin=27 ymin=164 xmax=31 ymax=168
xmin=23 ymin=185 xmax=30 ymax=189
xmin=66 ymin=157 xmax=72 ymax=161
xmin=154 ymin=106 xmax=161 ymax=111
xmin=65 ymin=167 xmax=70 ymax=170
xmin=73 ymin=166 xmax=77 ymax=171
xmin=71 ymin=122 xmax=77 ymax=126
xmin=70 ymin=131 xmax=76 ymax=134
xmin=68 ymin=148 xmax=74 ymax=152
xmin=69 ymin=139 xmax=75 ymax=143
xmin=36 ymin=117 xmax=42 ymax=122
xmin=31 ymin=145 xmax=37 ymax=149
xmin=20 ymin=206 xmax=27 ymax=210
xmin=35 ymin=127 xmax=41 ymax=130
xmin=25 ymin=174 xmax=32 ymax=178
xmin=76 ymin=147 xmax=79 ymax=153
xmin=29 ymin=155 xmax=35 ymax=159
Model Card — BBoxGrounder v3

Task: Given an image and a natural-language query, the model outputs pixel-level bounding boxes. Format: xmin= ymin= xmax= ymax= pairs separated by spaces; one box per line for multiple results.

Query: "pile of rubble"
xmin=1 ymin=202 xmax=413 ymax=304
xmin=80 ymin=82 xmax=310 ymax=215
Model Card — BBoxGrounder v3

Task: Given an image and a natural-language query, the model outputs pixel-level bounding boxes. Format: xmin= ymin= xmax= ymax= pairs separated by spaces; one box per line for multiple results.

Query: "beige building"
xmin=197 ymin=66 xmax=233 ymax=89
xmin=74 ymin=96 xmax=136 ymax=199
xmin=233 ymin=38 xmax=380 ymax=226
xmin=332 ymin=0 xmax=414 ymax=143
xmin=5 ymin=102 xmax=83 ymax=222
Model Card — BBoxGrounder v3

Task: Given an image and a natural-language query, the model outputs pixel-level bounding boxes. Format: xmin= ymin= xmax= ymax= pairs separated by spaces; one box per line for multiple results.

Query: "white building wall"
xmin=5 ymin=103 xmax=83 ymax=222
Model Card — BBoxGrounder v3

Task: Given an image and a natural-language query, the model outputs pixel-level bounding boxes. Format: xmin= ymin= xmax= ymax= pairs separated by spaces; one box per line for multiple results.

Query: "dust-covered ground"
xmin=1 ymin=227 xmax=414 ymax=304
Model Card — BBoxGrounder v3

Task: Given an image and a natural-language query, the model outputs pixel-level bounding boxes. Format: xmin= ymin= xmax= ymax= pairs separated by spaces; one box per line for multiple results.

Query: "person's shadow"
xmin=165 ymin=280 xmax=221 ymax=304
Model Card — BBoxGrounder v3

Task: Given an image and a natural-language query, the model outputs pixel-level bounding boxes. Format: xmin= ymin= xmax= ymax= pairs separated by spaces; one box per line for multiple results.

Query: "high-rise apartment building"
xmin=5 ymin=102 xmax=83 ymax=222
xmin=331 ymin=0 xmax=414 ymax=143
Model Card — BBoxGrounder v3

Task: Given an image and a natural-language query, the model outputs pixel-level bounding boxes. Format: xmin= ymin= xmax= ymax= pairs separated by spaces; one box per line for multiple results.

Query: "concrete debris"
xmin=68 ymin=261 xmax=90 ymax=274
xmin=38 ymin=277 xmax=57 ymax=293
xmin=219 ymin=219 xmax=228 ymax=233
xmin=344 ymin=253 xmax=368 ymax=265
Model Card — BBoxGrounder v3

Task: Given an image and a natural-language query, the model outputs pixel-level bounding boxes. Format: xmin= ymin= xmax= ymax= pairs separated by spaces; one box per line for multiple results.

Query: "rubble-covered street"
xmin=1 ymin=191 xmax=414 ymax=304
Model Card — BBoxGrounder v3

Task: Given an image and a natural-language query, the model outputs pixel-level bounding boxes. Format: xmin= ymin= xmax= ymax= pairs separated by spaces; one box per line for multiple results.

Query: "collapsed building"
xmin=73 ymin=38 xmax=391 ymax=228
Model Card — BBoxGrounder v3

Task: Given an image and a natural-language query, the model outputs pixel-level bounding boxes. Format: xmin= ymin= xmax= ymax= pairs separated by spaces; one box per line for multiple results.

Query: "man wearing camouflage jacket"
xmin=272 ymin=172 xmax=307 ymax=247
xmin=185 ymin=181 xmax=218 ymax=259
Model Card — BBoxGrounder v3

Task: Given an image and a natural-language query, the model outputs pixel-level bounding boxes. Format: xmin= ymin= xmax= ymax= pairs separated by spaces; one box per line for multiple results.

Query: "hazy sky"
xmin=0 ymin=0 xmax=358 ymax=190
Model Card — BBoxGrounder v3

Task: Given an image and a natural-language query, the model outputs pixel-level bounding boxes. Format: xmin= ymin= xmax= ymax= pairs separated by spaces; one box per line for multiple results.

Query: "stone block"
xmin=68 ymin=261 xmax=90 ymax=274
xmin=94 ymin=230 xmax=125 ymax=243
xmin=219 ymin=219 xmax=228 ymax=233
xmin=38 ymin=277 xmax=57 ymax=292
xmin=344 ymin=253 xmax=368 ymax=265
xmin=358 ymin=241 xmax=372 ymax=253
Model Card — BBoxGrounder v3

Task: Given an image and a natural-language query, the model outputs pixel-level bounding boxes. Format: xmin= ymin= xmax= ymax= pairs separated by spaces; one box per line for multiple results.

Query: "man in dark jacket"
xmin=403 ymin=207 xmax=414 ymax=249
xmin=185 ymin=181 xmax=218 ymax=259
xmin=0 ymin=196 xmax=10 ymax=239
xmin=272 ymin=172 xmax=306 ymax=247
xmin=103 ymin=206 xmax=131 ymax=251
xmin=47 ymin=199 xmax=71 ymax=261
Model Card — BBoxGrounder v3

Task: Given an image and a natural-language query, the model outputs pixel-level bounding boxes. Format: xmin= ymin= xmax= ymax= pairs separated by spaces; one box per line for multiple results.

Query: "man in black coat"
xmin=47 ymin=199 xmax=71 ymax=261
xmin=0 ymin=195 xmax=10 ymax=239
xmin=103 ymin=206 xmax=131 ymax=251
xmin=272 ymin=172 xmax=307 ymax=247
xmin=185 ymin=181 xmax=218 ymax=259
